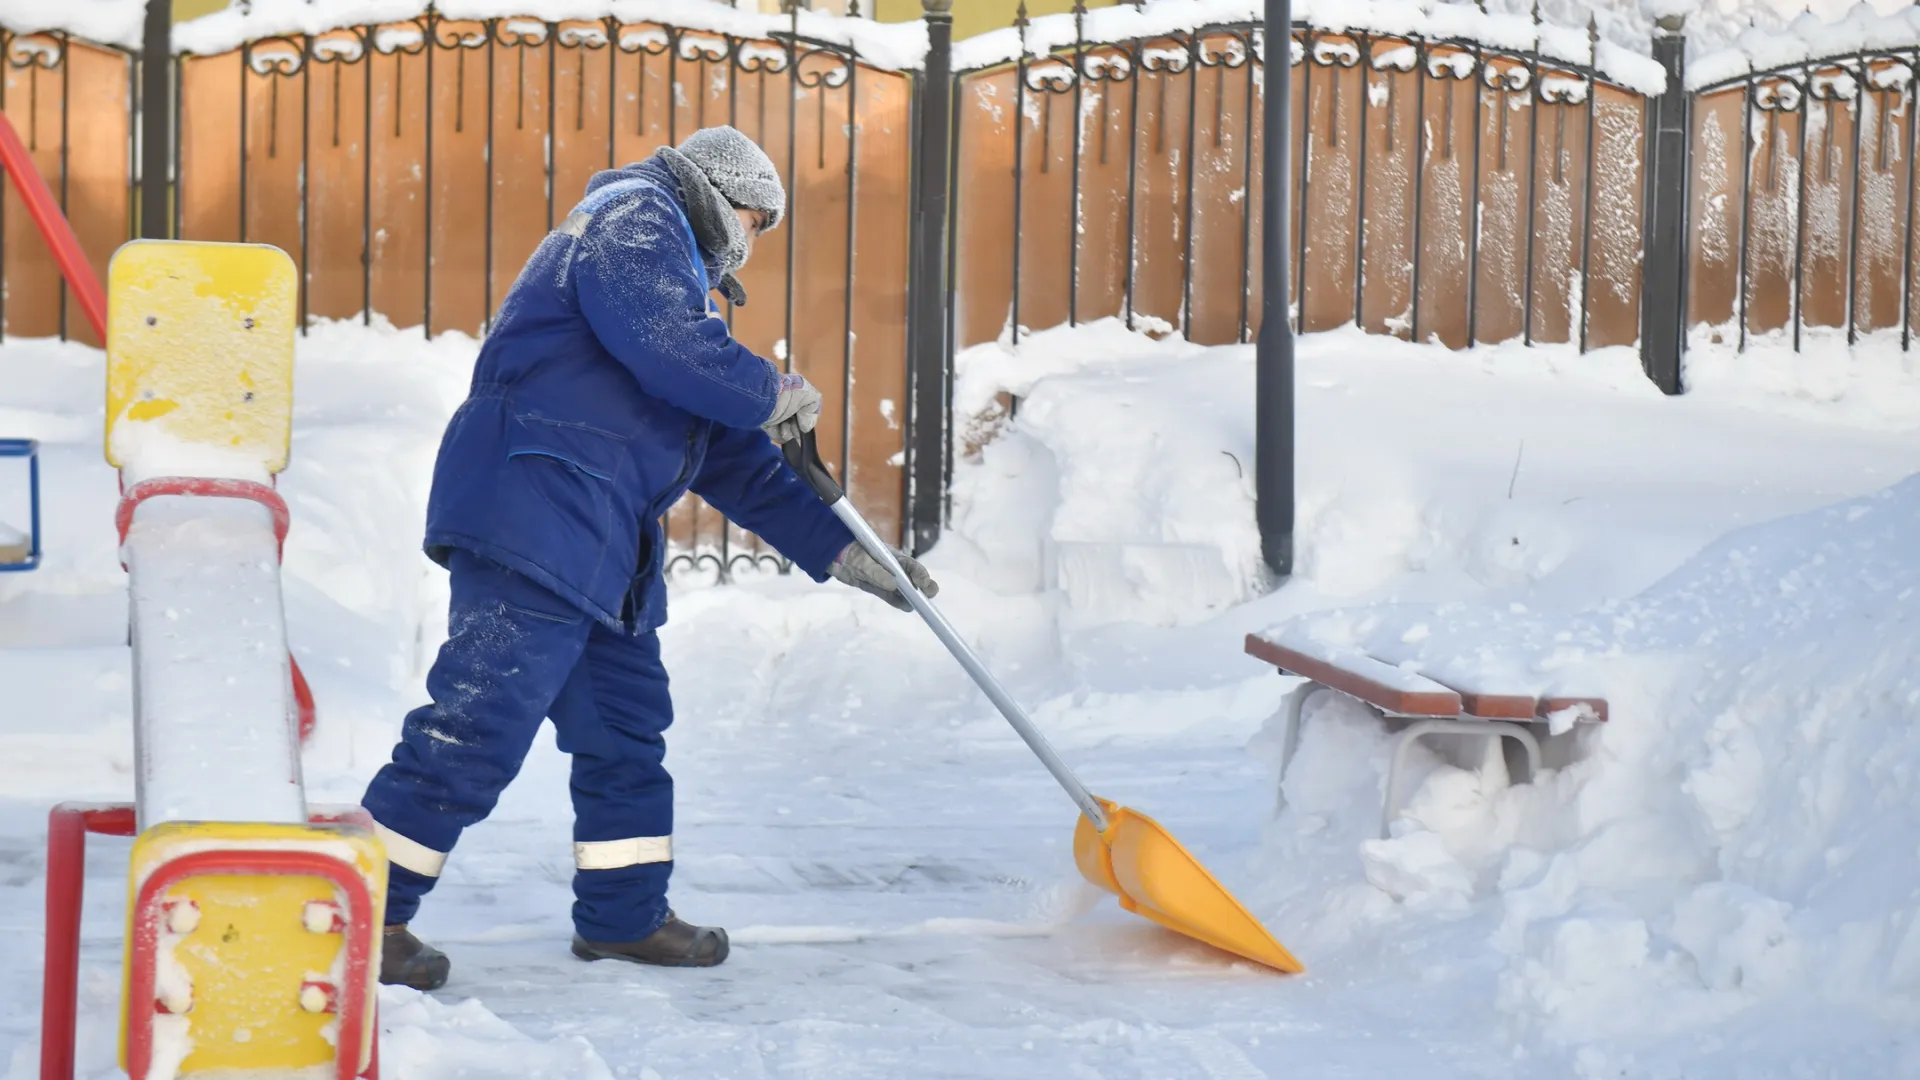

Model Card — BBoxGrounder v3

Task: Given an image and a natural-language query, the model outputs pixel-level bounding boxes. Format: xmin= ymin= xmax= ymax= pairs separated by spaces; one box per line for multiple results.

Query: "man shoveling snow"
xmin=360 ymin=126 xmax=938 ymax=988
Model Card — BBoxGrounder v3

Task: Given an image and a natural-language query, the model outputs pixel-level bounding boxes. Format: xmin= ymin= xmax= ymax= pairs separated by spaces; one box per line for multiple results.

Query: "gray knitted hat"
xmin=674 ymin=126 xmax=785 ymax=231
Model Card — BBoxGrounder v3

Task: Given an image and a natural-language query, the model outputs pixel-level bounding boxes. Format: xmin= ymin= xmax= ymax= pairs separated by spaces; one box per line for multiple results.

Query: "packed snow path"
xmin=2 ymin=321 xmax=1919 ymax=1077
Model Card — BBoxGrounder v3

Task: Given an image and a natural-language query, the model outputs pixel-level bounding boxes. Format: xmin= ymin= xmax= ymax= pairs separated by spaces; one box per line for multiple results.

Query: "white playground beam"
xmin=123 ymin=490 xmax=304 ymax=826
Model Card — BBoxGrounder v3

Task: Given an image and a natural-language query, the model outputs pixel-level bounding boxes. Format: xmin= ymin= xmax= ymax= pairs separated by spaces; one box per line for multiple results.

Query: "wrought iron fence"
xmin=10 ymin=1 xmax=1914 ymax=572
xmin=163 ymin=6 xmax=911 ymax=577
xmin=1686 ymin=44 xmax=1920 ymax=357
xmin=943 ymin=4 xmax=1651 ymax=360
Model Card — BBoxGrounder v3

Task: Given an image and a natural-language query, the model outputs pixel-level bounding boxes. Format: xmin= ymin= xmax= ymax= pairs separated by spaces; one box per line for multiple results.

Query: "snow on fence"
xmin=947 ymin=9 xmax=1651 ymax=355
xmin=1686 ymin=32 xmax=1920 ymax=353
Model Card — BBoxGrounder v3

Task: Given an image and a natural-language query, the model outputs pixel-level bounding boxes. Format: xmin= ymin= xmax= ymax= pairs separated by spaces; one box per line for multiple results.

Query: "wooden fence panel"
xmin=953 ymin=68 xmax=1016 ymax=350
xmin=307 ymin=33 xmax=372 ymax=324
xmin=551 ymin=22 xmax=615 ymax=218
xmin=1854 ymin=80 xmax=1909 ymax=336
xmin=1687 ymin=88 xmax=1741 ymax=336
xmin=1471 ymin=57 xmax=1532 ymax=347
xmin=64 ymin=41 xmax=131 ymax=347
xmin=1527 ymin=65 xmax=1592 ymax=346
xmin=1586 ymin=85 xmax=1644 ymax=350
xmin=2 ymin=34 xmax=70 ymax=341
xmin=243 ymin=43 xmax=306 ymax=330
xmin=179 ymin=54 xmax=242 ymax=247
xmin=1415 ymin=49 xmax=1477 ymax=350
xmin=1070 ymin=49 xmax=1132 ymax=328
xmin=846 ymin=68 xmax=911 ymax=544
xmin=1185 ymin=34 xmax=1258 ymax=345
xmin=369 ymin=27 xmax=429 ymax=329
xmin=1359 ymin=51 xmax=1416 ymax=339
xmin=1129 ymin=46 xmax=1192 ymax=333
xmin=1297 ymin=38 xmax=1362 ymax=336
xmin=1800 ymin=84 xmax=1855 ymax=332
xmin=488 ymin=23 xmax=555 ymax=317
xmin=426 ymin=24 xmax=489 ymax=338
xmin=1743 ymin=87 xmax=1799 ymax=339
xmin=1014 ymin=56 xmax=1074 ymax=337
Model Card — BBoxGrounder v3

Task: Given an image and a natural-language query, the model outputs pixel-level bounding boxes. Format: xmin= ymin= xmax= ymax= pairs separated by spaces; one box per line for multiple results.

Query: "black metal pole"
xmin=1639 ymin=17 xmax=1687 ymax=393
xmin=906 ymin=0 xmax=954 ymax=556
xmin=1257 ymin=0 xmax=1293 ymax=578
xmin=141 ymin=0 xmax=172 ymax=238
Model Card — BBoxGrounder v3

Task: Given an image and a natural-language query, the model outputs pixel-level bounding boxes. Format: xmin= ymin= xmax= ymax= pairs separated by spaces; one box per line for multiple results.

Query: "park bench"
xmin=1244 ymin=626 xmax=1607 ymax=839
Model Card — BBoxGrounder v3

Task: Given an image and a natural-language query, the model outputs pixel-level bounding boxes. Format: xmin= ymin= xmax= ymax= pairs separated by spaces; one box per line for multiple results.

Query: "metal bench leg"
xmin=1380 ymin=720 xmax=1542 ymax=840
xmin=1273 ymin=682 xmax=1331 ymax=817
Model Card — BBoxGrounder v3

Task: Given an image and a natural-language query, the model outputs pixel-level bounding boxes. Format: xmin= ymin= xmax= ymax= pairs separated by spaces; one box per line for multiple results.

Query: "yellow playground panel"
xmin=121 ymin=822 xmax=385 ymax=1080
xmin=104 ymin=240 xmax=296 ymax=476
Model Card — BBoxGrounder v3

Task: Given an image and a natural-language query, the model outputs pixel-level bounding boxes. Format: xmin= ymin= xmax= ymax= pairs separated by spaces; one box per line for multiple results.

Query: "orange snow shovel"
xmin=784 ymin=433 xmax=1303 ymax=974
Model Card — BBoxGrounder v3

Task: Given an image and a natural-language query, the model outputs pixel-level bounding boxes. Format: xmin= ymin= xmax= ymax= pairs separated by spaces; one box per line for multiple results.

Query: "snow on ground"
xmin=1 ymin=316 xmax=1918 ymax=1077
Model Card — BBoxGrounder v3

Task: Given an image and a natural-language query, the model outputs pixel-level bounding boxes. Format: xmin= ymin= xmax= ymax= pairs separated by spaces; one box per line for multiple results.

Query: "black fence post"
xmin=140 ymin=0 xmax=173 ymax=239
xmin=1639 ymin=16 xmax=1687 ymax=394
xmin=1257 ymin=0 xmax=1294 ymax=578
xmin=905 ymin=0 xmax=954 ymax=555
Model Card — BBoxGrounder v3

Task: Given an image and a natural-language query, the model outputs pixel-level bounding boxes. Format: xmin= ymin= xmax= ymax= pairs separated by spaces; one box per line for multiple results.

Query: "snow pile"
xmin=948 ymin=319 xmax=1265 ymax=628
xmin=380 ymin=988 xmax=618 ymax=1079
xmin=951 ymin=319 xmax=1920 ymax=629
xmin=1685 ymin=326 xmax=1920 ymax=430
xmin=1263 ymin=473 xmax=1920 ymax=1061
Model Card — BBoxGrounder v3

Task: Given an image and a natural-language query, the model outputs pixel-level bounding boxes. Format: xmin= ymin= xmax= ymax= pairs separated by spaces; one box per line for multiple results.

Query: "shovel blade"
xmin=1073 ymin=797 xmax=1304 ymax=974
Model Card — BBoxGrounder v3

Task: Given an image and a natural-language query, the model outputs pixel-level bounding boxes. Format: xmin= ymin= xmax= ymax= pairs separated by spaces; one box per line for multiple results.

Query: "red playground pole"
xmin=0 ymin=113 xmax=108 ymax=341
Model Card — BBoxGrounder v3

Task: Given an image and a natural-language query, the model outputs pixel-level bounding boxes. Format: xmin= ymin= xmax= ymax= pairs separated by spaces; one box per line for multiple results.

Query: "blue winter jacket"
xmin=422 ymin=157 xmax=854 ymax=631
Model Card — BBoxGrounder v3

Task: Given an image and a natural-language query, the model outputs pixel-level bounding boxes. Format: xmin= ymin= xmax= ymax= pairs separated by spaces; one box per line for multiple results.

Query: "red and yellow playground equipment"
xmin=36 ymin=239 xmax=387 ymax=1079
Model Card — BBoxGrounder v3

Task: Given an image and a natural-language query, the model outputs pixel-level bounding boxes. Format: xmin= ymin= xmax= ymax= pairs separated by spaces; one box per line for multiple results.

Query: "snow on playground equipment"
xmin=1244 ymin=630 xmax=1609 ymax=839
xmin=785 ymin=431 xmax=1304 ymax=974
xmin=39 ymin=240 xmax=385 ymax=1080
xmin=0 ymin=439 xmax=43 ymax=570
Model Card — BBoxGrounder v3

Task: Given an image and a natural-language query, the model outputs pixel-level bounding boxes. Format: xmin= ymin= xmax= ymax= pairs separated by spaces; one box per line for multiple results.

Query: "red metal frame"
xmin=41 ymin=803 xmax=380 ymax=1080
xmin=291 ymin=655 xmax=318 ymax=743
xmin=115 ymin=477 xmax=291 ymax=561
xmin=41 ymin=805 xmax=133 ymax=1080
xmin=0 ymin=113 xmax=106 ymax=341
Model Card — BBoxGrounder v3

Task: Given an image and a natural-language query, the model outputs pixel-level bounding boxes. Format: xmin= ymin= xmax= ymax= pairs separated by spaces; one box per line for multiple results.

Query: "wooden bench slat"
xmin=1441 ymin=685 xmax=1539 ymax=720
xmin=1538 ymin=695 xmax=1609 ymax=723
xmin=1245 ymin=631 xmax=1461 ymax=717
xmin=1250 ymin=629 xmax=1611 ymax=726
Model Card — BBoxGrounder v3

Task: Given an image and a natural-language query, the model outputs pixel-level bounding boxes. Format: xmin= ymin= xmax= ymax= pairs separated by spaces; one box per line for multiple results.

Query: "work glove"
xmin=762 ymin=372 xmax=823 ymax=445
xmin=829 ymin=541 xmax=939 ymax=612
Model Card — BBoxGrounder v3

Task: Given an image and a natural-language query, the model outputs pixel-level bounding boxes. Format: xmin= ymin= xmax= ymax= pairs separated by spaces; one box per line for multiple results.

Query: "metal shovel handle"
xmin=783 ymin=431 xmax=1110 ymax=833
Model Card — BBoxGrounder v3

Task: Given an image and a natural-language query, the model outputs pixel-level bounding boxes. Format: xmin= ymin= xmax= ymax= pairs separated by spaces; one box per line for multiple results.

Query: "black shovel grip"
xmin=782 ymin=429 xmax=844 ymax=505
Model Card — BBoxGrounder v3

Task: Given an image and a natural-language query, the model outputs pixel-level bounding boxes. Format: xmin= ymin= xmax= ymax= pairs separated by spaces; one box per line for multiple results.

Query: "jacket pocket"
xmin=504 ymin=414 xmax=628 ymax=483
xmin=503 ymin=414 xmax=630 ymax=570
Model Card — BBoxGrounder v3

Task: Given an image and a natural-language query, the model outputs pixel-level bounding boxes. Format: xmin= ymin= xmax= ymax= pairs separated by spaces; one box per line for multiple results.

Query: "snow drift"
xmin=1265 ymin=475 xmax=1920 ymax=1060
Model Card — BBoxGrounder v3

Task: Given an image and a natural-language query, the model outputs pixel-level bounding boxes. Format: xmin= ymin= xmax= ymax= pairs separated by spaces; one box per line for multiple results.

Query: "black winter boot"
xmin=380 ymin=924 xmax=451 ymax=990
xmin=571 ymin=912 xmax=729 ymax=968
